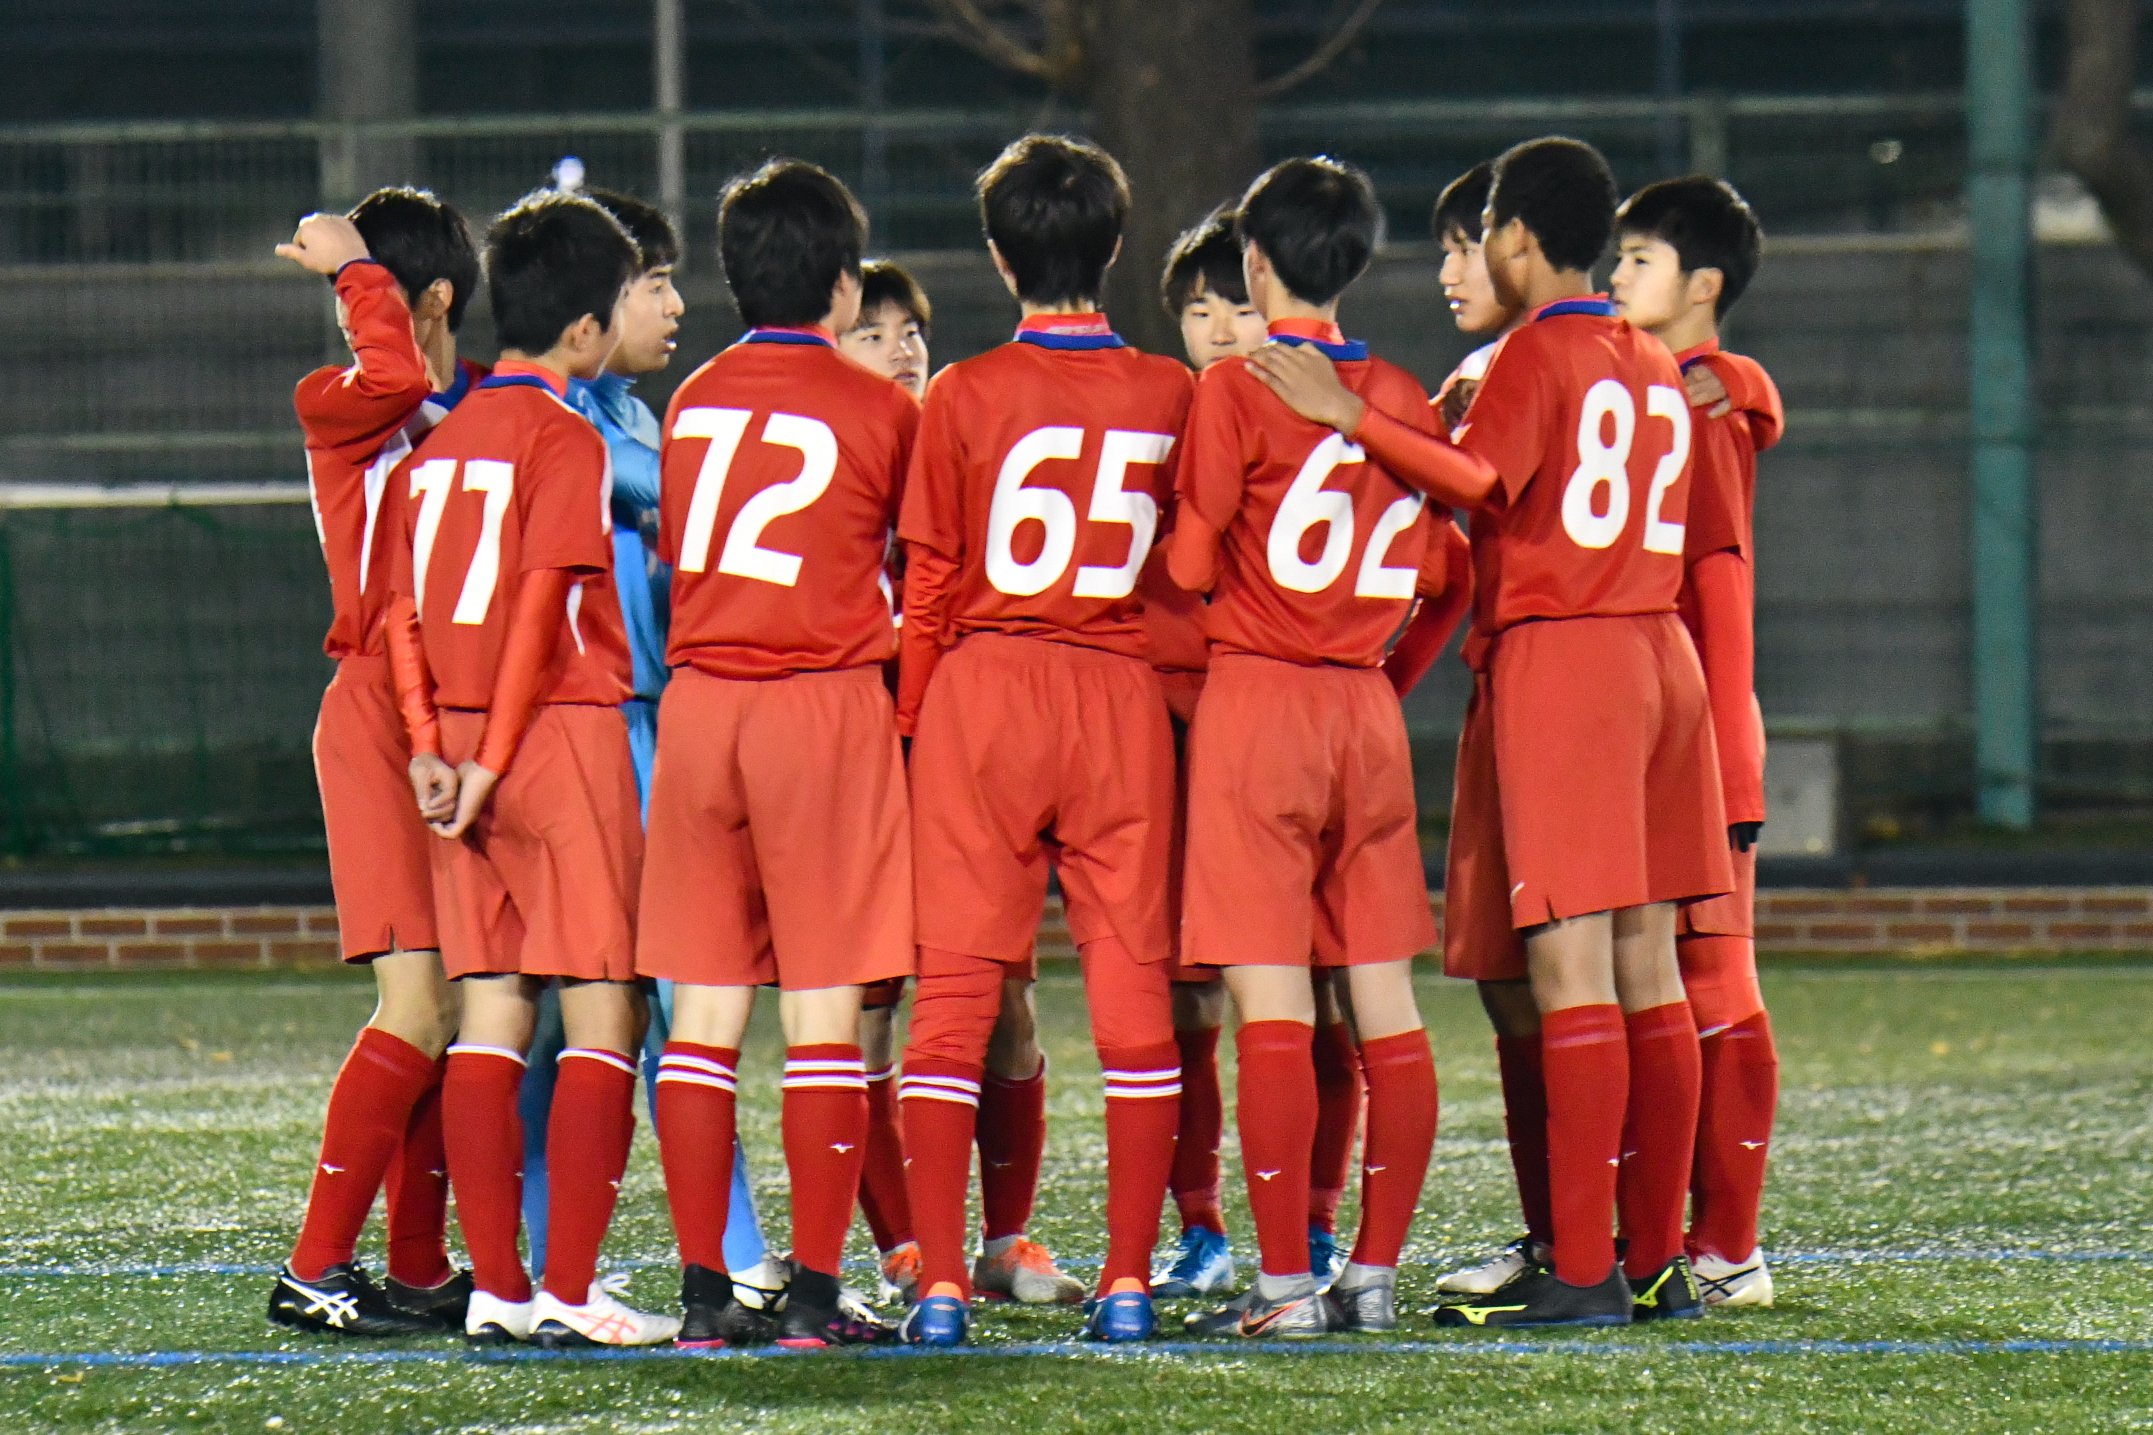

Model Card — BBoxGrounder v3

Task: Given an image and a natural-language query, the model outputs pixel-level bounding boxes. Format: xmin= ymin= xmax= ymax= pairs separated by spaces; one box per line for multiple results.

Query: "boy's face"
xmin=607 ymin=265 xmax=684 ymax=376
xmin=1438 ymin=228 xmax=1510 ymax=336
xmin=1178 ymin=276 xmax=1267 ymax=371
xmin=1609 ymin=234 xmax=1704 ymax=335
xmin=839 ymin=299 xmax=930 ymax=398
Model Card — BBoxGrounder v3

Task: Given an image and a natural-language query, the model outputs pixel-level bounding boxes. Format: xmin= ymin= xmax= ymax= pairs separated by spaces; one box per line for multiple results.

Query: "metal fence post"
xmin=1966 ymin=0 xmax=2038 ymax=828
xmin=0 ymin=512 xmax=20 ymax=857
xmin=654 ymin=0 xmax=686 ymax=230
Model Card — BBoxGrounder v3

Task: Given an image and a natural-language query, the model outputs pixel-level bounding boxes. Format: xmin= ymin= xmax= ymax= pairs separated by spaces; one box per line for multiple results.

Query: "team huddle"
xmin=267 ymin=127 xmax=1783 ymax=1351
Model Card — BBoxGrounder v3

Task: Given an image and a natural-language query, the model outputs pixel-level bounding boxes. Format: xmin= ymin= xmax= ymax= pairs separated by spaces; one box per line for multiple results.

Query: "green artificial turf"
xmin=2 ymin=960 xmax=2149 ymax=1433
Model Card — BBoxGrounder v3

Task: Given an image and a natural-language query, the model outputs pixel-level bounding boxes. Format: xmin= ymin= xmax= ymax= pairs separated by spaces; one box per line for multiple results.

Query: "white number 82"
xmin=1560 ymin=379 xmax=1690 ymax=555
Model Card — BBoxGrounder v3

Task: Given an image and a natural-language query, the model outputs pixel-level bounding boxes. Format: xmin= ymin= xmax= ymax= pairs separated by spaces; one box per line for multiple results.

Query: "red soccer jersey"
xmin=296 ymin=260 xmax=485 ymax=660
xmin=1454 ymin=297 xmax=1695 ymax=641
xmin=898 ymin=314 xmax=1193 ymax=665
xmin=1175 ymin=323 xmax=1449 ymax=669
xmin=388 ymin=361 xmax=631 ymax=711
xmin=658 ymin=329 xmax=919 ymax=680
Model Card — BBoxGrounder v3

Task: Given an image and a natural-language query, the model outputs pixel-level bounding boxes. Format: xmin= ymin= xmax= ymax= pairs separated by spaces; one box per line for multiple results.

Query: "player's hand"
xmin=433 ymin=762 xmax=500 ymax=840
xmin=1438 ymin=377 xmax=1479 ymax=433
xmin=1731 ymin=821 xmax=1763 ymax=853
xmin=1245 ymin=342 xmax=1366 ymax=435
xmin=275 ymin=213 xmax=370 ymax=276
xmin=1685 ymin=363 xmax=1733 ymax=419
xmin=408 ymin=753 xmax=459 ymax=825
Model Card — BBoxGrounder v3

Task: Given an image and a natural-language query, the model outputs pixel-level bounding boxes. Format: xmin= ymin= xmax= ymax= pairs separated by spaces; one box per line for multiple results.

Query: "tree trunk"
xmin=1083 ymin=0 xmax=1264 ymax=355
xmin=2051 ymin=0 xmax=2153 ymax=281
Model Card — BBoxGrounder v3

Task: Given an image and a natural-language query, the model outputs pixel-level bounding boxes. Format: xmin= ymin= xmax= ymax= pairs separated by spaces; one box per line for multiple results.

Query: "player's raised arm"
xmin=285 ymin=213 xmax=437 ymax=448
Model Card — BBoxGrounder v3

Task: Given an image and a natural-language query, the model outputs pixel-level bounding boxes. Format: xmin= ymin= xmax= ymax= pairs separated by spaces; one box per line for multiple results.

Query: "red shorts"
xmin=637 ymin=667 xmax=913 ymax=992
xmin=1444 ymin=613 xmax=1732 ymax=981
xmin=1183 ymin=654 xmax=1436 ymax=970
xmin=1677 ymin=846 xmax=1763 ymax=1030
xmin=315 ymin=656 xmax=437 ymax=961
xmin=431 ymin=705 xmax=641 ymax=983
xmin=1157 ymin=667 xmax=1205 ymax=726
xmin=910 ymin=634 xmax=1174 ymax=966
xmin=862 ymin=952 xmax=1042 ymax=1012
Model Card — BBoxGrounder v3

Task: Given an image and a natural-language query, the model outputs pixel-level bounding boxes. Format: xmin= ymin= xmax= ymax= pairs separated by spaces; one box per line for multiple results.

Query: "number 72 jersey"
xmin=1452 ymin=304 xmax=1696 ymax=637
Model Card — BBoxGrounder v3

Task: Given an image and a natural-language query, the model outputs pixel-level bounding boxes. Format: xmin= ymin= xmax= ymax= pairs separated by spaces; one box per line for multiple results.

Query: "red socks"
xmin=1689 ymin=1009 xmax=1778 ymax=1263
xmin=1170 ymin=1024 xmax=1227 ymax=1235
xmin=899 ymin=1056 xmax=984 ymax=1297
xmin=654 ymin=1042 xmax=739 ymax=1273
xmin=441 ymin=1044 xmax=532 ymax=1302
xmin=1541 ymin=1005 xmax=1628 ymax=1287
xmin=1617 ymin=1002 xmax=1703 ymax=1278
xmin=1098 ymin=1041 xmax=1181 ymax=1292
xmin=1494 ymin=1032 xmax=1554 ymax=1247
xmin=858 ymin=1064 xmax=915 ymax=1252
xmin=1348 ymin=1030 xmax=1436 ymax=1269
xmin=540 ymin=1048 xmax=638 ymax=1304
xmin=382 ymin=1060 xmax=453 ymax=1288
xmin=976 ymin=1057 xmax=1047 ymax=1243
xmin=289 ymin=1028 xmax=442 ymax=1282
xmin=1235 ymin=1020 xmax=1317 ymax=1278
xmin=782 ymin=1044 xmax=870 ymax=1278
xmin=1309 ymin=1020 xmax=1364 ymax=1233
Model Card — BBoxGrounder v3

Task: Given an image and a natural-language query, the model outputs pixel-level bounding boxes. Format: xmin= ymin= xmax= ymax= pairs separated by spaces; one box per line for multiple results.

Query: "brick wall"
xmin=3 ymin=890 xmax=2150 ymax=970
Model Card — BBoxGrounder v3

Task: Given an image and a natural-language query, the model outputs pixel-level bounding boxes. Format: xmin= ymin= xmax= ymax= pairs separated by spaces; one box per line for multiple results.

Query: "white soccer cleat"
xmin=973 ymin=1237 xmax=1086 ymax=1305
xmin=730 ymin=1255 xmax=792 ymax=1314
xmin=463 ymin=1289 xmax=536 ymax=1344
xmin=529 ymin=1286 xmax=683 ymax=1347
xmin=1692 ymin=1251 xmax=1775 ymax=1308
xmin=1436 ymin=1237 xmax=1546 ymax=1296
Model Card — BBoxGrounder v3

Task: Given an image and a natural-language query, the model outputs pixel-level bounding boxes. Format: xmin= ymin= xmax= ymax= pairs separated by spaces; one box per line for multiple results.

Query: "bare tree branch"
xmin=1255 ymin=0 xmax=1384 ymax=100
xmin=927 ymin=0 xmax=1054 ymax=80
xmin=2051 ymin=0 xmax=2153 ymax=279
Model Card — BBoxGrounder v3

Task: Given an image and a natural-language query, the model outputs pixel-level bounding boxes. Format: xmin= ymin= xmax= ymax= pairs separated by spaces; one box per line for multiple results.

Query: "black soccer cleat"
xmin=268 ymin=1263 xmax=440 ymax=1338
xmin=775 ymin=1267 xmax=896 ymax=1348
xmin=1628 ymin=1256 xmax=1705 ymax=1322
xmin=1432 ymin=1265 xmax=1634 ymax=1330
xmin=677 ymin=1264 xmax=776 ymax=1349
xmin=384 ymin=1268 xmax=474 ymax=1331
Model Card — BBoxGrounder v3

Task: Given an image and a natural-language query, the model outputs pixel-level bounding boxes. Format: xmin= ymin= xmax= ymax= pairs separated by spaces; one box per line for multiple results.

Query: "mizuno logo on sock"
xmin=1740 ymin=1140 xmax=1765 ymax=1149
xmin=1365 ymin=1164 xmax=1387 ymax=1174
xmin=320 ymin=1163 xmax=344 ymax=1175
xmin=831 ymin=1142 xmax=854 ymax=1153
xmin=1255 ymin=1170 xmax=1280 ymax=1181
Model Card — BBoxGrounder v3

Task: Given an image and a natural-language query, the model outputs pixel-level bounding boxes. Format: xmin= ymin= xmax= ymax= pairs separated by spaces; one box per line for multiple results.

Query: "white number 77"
xmin=408 ymin=456 xmax=516 ymax=625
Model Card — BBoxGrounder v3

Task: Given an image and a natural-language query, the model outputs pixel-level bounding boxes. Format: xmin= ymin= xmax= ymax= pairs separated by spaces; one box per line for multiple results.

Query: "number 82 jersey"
xmin=1452 ymin=299 xmax=1694 ymax=640
xmin=1178 ymin=347 xmax=1449 ymax=668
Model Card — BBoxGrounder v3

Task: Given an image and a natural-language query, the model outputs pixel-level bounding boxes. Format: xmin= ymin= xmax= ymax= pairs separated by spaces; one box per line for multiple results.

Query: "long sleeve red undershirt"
xmin=1382 ymin=519 xmax=1474 ymax=697
xmin=1687 ymin=550 xmax=1765 ymax=825
xmin=895 ymin=542 xmax=960 ymax=736
xmin=383 ymin=570 xmax=570 ymax=776
xmin=1348 ymin=404 xmax=1502 ymax=511
xmin=384 ymin=594 xmax=440 ymax=758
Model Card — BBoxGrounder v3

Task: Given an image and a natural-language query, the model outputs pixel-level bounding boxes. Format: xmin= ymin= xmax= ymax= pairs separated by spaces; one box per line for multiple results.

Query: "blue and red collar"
xmin=1675 ymin=337 xmax=1721 ymax=373
xmin=1267 ymin=317 xmax=1367 ymax=362
xmin=738 ymin=324 xmax=836 ymax=348
xmin=480 ymin=359 xmax=569 ymax=396
xmin=1529 ymin=296 xmax=1617 ymax=323
xmin=1015 ymin=312 xmax=1125 ymax=350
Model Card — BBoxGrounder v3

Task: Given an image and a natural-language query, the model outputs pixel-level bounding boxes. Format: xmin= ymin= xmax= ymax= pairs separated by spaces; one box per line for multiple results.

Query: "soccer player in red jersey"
xmin=895 ymin=134 xmax=1191 ymax=1347
xmin=1612 ymin=176 xmax=1784 ymax=1309
xmin=1148 ymin=208 xmax=1377 ymax=1302
xmin=383 ymin=191 xmax=677 ymax=1348
xmin=838 ymin=259 xmax=1085 ymax=1310
xmin=269 ymin=190 xmax=483 ymax=1339
xmin=1175 ymin=158 xmax=1461 ymax=1340
xmin=1251 ymin=137 xmax=1733 ymax=1328
xmin=636 ymin=161 xmax=911 ymax=1350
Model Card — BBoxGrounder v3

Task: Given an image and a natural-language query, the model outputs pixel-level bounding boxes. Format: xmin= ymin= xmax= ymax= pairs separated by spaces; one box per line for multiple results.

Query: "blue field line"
xmin=7 ymin=1247 xmax=2152 ymax=1281
xmin=2 ymin=1336 xmax=2151 ymax=1371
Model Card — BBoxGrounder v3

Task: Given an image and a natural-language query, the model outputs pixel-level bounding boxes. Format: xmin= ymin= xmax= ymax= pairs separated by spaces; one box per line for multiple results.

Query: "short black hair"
xmin=483 ymin=190 xmax=638 ymax=355
xmin=717 ymin=159 xmax=867 ymax=330
xmin=1160 ymin=206 xmax=1249 ymax=317
xmin=1432 ymin=161 xmax=1494 ymax=246
xmin=977 ymin=134 xmax=1129 ymax=307
xmin=584 ymin=187 xmax=679 ymax=273
xmin=347 ymin=186 xmax=479 ymax=333
xmin=1488 ymin=136 xmax=1619 ymax=275
xmin=1615 ymin=175 xmax=1764 ymax=317
xmin=858 ymin=259 xmax=932 ymax=336
xmin=1236 ymin=156 xmax=1382 ymax=307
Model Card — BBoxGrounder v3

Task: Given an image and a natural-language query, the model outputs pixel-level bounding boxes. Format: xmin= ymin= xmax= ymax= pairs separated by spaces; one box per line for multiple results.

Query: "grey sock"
xmin=1333 ymin=1261 xmax=1396 ymax=1294
xmin=1255 ymin=1271 xmax=1319 ymax=1303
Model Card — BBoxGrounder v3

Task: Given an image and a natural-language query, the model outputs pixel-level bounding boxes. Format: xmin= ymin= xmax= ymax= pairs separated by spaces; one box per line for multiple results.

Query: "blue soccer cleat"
xmin=1081 ymin=1289 xmax=1157 ymax=1343
xmin=1309 ymin=1226 xmax=1344 ymax=1288
xmin=1152 ymin=1227 xmax=1235 ymax=1300
xmin=900 ymin=1290 xmax=970 ymax=1347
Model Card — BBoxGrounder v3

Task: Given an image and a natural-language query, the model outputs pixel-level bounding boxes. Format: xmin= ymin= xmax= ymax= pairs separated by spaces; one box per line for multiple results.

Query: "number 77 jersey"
xmin=657 ymin=332 xmax=920 ymax=678
xmin=1451 ymin=297 xmax=1695 ymax=637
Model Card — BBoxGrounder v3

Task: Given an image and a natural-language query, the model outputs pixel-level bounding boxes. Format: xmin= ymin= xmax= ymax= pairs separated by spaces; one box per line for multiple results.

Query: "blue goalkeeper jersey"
xmin=569 ymin=370 xmax=669 ymax=702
